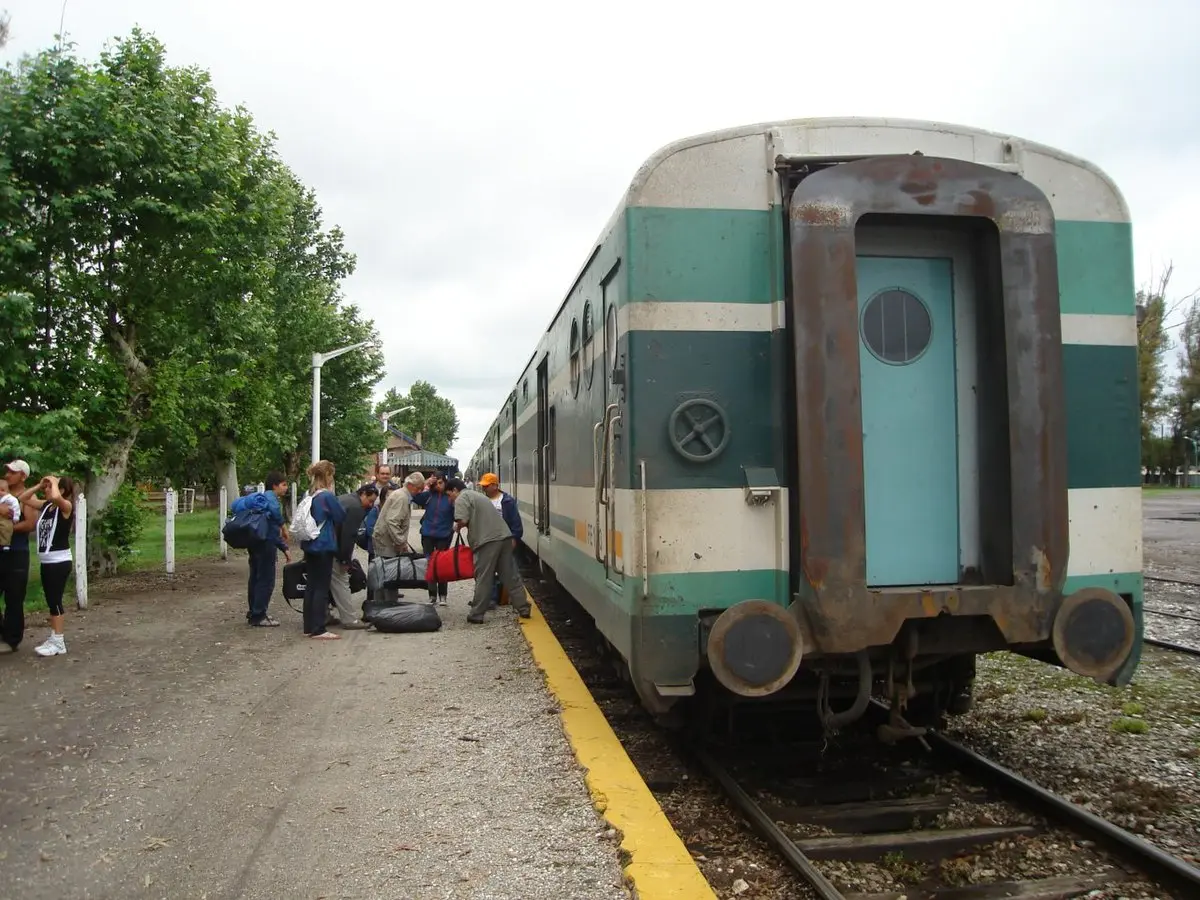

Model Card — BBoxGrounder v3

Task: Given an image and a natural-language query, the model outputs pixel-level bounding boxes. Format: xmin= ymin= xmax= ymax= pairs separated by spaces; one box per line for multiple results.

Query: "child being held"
xmin=0 ymin=478 xmax=20 ymax=548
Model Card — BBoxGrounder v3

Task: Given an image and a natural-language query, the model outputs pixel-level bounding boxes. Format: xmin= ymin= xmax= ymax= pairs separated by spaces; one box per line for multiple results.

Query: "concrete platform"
xmin=0 ymin=516 xmax=656 ymax=899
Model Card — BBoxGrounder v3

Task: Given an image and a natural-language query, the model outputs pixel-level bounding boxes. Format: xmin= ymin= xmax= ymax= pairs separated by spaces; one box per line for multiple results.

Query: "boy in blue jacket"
xmin=232 ymin=472 xmax=291 ymax=627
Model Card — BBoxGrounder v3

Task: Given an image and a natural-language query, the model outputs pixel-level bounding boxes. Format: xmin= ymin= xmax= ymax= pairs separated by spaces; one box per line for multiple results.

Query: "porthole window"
xmin=582 ymin=301 xmax=595 ymax=389
xmin=569 ymin=319 xmax=581 ymax=396
xmin=860 ymin=288 xmax=933 ymax=365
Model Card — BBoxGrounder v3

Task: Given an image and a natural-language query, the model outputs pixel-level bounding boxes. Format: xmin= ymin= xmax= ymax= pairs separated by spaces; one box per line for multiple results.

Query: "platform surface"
xmin=0 ymin=518 xmax=629 ymax=899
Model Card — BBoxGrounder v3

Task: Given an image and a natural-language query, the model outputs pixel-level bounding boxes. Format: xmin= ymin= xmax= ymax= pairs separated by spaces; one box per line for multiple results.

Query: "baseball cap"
xmin=479 ymin=472 xmax=499 ymax=487
xmin=5 ymin=460 xmax=30 ymax=478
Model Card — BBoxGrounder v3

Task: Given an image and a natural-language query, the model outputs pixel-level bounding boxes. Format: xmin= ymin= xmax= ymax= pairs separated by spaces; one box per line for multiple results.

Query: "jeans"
xmin=0 ymin=549 xmax=28 ymax=649
xmin=303 ymin=551 xmax=335 ymax=635
xmin=421 ymin=534 xmax=451 ymax=599
xmin=247 ymin=542 xmax=277 ymax=623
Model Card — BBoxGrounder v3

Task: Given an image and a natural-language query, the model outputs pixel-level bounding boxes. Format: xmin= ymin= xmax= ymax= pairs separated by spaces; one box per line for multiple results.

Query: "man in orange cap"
xmin=478 ymin=473 xmax=521 ymax=608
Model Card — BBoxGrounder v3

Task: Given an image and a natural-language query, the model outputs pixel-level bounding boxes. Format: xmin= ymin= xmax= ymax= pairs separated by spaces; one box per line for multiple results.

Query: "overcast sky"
xmin=5 ymin=0 xmax=1199 ymax=464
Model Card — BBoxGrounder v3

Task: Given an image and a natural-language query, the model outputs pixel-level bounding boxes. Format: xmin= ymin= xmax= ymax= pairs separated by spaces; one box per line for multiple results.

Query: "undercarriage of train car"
xmin=693 ymin=153 xmax=1136 ymax=743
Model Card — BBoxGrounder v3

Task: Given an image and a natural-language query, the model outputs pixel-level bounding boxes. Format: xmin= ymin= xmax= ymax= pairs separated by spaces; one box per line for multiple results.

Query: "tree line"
xmin=0 ymin=29 xmax=461 ymax=567
xmin=1138 ymin=264 xmax=1200 ymax=480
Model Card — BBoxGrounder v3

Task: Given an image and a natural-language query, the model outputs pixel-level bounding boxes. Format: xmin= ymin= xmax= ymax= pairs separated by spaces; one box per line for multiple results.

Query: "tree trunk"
xmin=215 ymin=433 xmax=239 ymax=502
xmin=84 ymin=427 xmax=139 ymax=576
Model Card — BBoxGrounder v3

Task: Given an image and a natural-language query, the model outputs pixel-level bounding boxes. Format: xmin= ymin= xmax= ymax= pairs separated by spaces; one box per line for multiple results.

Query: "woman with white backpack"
xmin=291 ymin=459 xmax=346 ymax=640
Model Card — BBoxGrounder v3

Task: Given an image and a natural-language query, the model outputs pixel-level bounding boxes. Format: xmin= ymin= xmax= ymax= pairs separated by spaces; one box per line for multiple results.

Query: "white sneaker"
xmin=35 ymin=633 xmax=66 ymax=657
xmin=436 ymin=597 xmax=448 ymax=607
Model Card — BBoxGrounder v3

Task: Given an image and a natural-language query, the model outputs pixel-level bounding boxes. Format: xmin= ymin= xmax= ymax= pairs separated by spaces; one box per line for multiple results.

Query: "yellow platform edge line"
xmin=518 ymin=595 xmax=718 ymax=900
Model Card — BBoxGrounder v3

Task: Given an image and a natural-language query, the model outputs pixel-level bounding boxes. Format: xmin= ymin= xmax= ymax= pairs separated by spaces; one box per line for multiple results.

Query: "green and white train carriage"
xmin=469 ymin=117 xmax=1142 ymax=725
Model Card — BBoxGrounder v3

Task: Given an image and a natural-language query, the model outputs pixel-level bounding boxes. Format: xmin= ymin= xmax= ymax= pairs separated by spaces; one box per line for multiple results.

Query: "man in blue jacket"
xmin=232 ymin=472 xmax=291 ymax=627
xmin=478 ymin=473 xmax=522 ymax=608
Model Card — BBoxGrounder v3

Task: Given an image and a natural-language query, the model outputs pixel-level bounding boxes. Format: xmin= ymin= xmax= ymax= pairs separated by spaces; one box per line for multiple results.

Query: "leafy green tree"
xmin=376 ymin=380 xmax=460 ymax=454
xmin=0 ymin=30 xmax=381 ymax=549
xmin=1137 ymin=269 xmax=1171 ymax=444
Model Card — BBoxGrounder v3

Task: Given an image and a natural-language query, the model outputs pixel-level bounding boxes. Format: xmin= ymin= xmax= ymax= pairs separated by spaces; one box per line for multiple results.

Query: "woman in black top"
xmin=15 ymin=475 xmax=75 ymax=657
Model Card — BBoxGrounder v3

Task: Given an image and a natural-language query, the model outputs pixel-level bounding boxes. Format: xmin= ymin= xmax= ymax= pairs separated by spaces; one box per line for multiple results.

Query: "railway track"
xmin=696 ymin=705 xmax=1200 ymax=899
xmin=1143 ymin=576 xmax=1200 ymax=656
xmin=528 ymin=561 xmax=1200 ymax=899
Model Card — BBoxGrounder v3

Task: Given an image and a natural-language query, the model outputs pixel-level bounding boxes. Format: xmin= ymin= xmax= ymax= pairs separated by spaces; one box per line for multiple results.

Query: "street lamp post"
xmin=311 ymin=342 xmax=372 ymax=465
xmin=379 ymin=405 xmax=415 ymax=467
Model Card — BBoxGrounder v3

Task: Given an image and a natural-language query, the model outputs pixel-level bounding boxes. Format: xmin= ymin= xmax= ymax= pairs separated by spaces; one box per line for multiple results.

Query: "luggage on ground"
xmin=426 ymin=535 xmax=474 ymax=583
xmin=371 ymin=601 xmax=442 ymax=633
xmin=362 ymin=594 xmax=402 ymax=623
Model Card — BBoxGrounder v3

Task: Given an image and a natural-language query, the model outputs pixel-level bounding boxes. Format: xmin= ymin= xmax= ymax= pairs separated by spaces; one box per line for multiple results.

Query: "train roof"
xmin=473 ymin=116 xmax=1130 ymax=459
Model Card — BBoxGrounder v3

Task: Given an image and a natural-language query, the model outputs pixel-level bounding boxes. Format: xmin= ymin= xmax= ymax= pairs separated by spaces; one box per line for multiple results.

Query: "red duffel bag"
xmin=427 ymin=534 xmax=475 ymax=583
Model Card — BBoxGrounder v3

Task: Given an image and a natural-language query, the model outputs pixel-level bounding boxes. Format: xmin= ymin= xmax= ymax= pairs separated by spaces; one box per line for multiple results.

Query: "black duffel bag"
xmin=371 ymin=601 xmax=442 ymax=633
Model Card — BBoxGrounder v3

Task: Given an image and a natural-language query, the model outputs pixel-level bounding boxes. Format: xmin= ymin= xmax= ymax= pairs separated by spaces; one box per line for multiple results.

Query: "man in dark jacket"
xmin=327 ymin=482 xmax=377 ymax=629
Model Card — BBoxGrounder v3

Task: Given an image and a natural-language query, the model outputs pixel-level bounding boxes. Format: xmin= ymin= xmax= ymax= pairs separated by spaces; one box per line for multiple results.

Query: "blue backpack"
xmin=222 ymin=492 xmax=273 ymax=549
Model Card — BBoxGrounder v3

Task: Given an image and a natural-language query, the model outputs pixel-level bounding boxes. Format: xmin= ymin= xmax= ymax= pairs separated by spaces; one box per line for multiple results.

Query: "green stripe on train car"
xmin=624 ymin=328 xmax=1137 ymax=491
xmin=626 ymin=207 xmax=776 ymax=304
xmin=1055 ymin=220 xmax=1135 ymax=316
xmin=1063 ymin=344 xmax=1141 ymax=489
xmin=625 ymin=208 xmax=1132 ymax=317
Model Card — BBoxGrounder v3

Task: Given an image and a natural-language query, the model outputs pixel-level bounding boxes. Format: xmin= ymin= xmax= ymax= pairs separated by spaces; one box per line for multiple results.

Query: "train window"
xmin=582 ymin=301 xmax=595 ymax=389
xmin=860 ymin=288 xmax=932 ymax=365
xmin=522 ymin=379 xmax=528 ymax=403
xmin=569 ymin=318 xmax=581 ymax=396
xmin=548 ymin=406 xmax=557 ymax=480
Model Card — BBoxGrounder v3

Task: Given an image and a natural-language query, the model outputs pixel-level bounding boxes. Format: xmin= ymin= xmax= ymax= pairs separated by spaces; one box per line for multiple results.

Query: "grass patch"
xmin=1112 ymin=717 xmax=1149 ymax=735
xmin=1120 ymin=701 xmax=1145 ymax=716
xmin=21 ymin=508 xmax=222 ymax=613
xmin=1022 ymin=707 xmax=1048 ymax=723
xmin=880 ymin=850 xmax=925 ymax=884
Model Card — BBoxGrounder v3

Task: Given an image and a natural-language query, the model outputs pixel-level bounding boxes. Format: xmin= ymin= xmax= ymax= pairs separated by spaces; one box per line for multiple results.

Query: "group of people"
xmin=235 ymin=459 xmax=531 ymax=638
xmin=0 ymin=459 xmax=77 ymax=657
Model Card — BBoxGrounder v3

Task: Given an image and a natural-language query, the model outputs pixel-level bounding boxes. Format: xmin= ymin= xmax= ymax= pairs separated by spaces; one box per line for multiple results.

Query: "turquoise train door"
xmin=856 ymin=256 xmax=960 ymax=586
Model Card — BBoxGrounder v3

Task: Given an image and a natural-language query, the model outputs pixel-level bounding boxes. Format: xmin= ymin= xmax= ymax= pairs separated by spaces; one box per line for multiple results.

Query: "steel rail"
xmin=1145 ymin=574 xmax=1200 ymax=589
xmin=1144 ymin=636 xmax=1200 ymax=657
xmin=1144 ymin=606 xmax=1200 ymax=624
xmin=692 ymin=748 xmax=845 ymax=900
xmin=927 ymin=730 xmax=1200 ymax=897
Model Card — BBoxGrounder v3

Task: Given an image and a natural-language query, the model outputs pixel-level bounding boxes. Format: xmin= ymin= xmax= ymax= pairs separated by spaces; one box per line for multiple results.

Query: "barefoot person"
xmin=14 ymin=475 xmax=76 ymax=657
xmin=299 ymin=459 xmax=345 ymax=640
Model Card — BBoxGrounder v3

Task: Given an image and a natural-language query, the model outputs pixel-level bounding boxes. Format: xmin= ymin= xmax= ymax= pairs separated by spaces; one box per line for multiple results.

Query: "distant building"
xmin=360 ymin=427 xmax=459 ymax=484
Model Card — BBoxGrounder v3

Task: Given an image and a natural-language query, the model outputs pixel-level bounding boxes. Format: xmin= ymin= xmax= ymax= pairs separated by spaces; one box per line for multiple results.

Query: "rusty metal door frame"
xmin=787 ymin=155 xmax=1068 ymax=641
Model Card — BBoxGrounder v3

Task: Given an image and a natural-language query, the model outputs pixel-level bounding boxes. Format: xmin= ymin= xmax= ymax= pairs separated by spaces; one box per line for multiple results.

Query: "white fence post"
xmin=219 ymin=485 xmax=228 ymax=560
xmin=257 ymin=481 xmax=265 ymax=494
xmin=74 ymin=493 xmax=88 ymax=610
xmin=291 ymin=481 xmax=297 ymax=517
xmin=165 ymin=488 xmax=176 ymax=578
